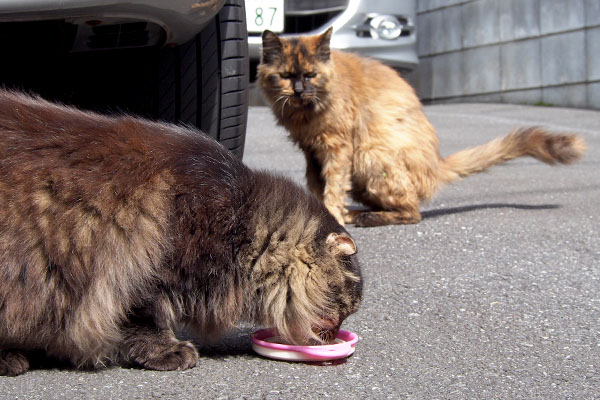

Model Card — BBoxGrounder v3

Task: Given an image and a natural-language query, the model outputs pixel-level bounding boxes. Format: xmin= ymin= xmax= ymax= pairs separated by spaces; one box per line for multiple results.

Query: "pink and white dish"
xmin=250 ymin=328 xmax=358 ymax=362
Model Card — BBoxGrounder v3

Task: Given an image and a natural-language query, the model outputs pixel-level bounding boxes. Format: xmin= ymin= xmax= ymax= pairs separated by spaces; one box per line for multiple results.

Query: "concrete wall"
xmin=412 ymin=0 xmax=600 ymax=109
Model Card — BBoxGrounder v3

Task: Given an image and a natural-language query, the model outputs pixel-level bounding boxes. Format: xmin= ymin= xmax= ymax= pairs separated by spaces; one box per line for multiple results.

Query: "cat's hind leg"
xmin=0 ymin=349 xmax=30 ymax=376
xmin=353 ymin=208 xmax=421 ymax=227
xmin=352 ymin=165 xmax=422 ymax=227
xmin=342 ymin=207 xmax=421 ymax=226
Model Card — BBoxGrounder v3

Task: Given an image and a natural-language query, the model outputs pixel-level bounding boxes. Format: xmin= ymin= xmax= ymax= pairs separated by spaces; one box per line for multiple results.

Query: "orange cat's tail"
xmin=438 ymin=127 xmax=586 ymax=183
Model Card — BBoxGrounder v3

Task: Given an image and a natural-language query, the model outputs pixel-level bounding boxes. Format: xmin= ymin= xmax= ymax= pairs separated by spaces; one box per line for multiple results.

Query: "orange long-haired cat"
xmin=258 ymin=28 xmax=585 ymax=227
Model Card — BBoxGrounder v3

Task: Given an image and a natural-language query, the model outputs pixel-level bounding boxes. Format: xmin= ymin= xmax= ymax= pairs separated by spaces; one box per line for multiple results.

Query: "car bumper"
xmin=248 ymin=0 xmax=418 ymax=70
xmin=0 ymin=0 xmax=225 ymax=45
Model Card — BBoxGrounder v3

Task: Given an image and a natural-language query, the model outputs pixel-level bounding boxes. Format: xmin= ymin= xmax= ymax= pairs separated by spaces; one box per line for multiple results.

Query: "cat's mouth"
xmin=290 ymin=95 xmax=318 ymax=109
xmin=311 ymin=324 xmax=340 ymax=344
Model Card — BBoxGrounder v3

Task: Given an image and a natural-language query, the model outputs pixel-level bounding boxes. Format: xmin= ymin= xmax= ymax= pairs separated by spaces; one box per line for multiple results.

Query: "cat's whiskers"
xmin=308 ymin=94 xmax=324 ymax=111
xmin=281 ymin=96 xmax=291 ymax=117
xmin=272 ymin=95 xmax=286 ymax=109
xmin=271 ymin=94 xmax=290 ymax=117
xmin=310 ymin=97 xmax=319 ymax=108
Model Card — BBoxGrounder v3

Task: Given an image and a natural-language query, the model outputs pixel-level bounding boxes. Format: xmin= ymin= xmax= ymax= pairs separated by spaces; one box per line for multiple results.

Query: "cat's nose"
xmin=293 ymin=80 xmax=304 ymax=95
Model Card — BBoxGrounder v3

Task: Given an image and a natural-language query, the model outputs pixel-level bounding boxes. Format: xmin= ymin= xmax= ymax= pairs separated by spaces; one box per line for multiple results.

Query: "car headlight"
xmin=369 ymin=15 xmax=403 ymax=40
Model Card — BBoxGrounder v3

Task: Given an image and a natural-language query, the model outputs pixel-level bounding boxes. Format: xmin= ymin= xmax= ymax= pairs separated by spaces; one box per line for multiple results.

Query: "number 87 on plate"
xmin=245 ymin=0 xmax=285 ymax=33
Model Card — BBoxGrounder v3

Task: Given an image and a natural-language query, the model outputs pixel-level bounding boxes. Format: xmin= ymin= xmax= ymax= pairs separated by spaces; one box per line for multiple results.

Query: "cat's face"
xmin=257 ymin=28 xmax=334 ymax=114
xmin=251 ymin=216 xmax=362 ymax=345
xmin=305 ymin=230 xmax=362 ymax=344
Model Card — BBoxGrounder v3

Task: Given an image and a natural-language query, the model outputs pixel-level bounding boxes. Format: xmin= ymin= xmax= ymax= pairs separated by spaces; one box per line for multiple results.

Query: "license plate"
xmin=245 ymin=0 xmax=285 ymax=33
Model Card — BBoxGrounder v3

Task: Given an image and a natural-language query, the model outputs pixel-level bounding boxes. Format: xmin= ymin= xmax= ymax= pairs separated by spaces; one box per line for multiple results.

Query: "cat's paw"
xmin=355 ymin=210 xmax=421 ymax=227
xmin=129 ymin=340 xmax=199 ymax=371
xmin=354 ymin=212 xmax=384 ymax=227
xmin=0 ymin=350 xmax=30 ymax=376
xmin=343 ymin=209 xmax=363 ymax=224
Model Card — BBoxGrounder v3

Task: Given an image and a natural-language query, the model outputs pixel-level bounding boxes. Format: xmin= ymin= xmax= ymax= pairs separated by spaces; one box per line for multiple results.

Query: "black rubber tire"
xmin=158 ymin=0 xmax=249 ymax=159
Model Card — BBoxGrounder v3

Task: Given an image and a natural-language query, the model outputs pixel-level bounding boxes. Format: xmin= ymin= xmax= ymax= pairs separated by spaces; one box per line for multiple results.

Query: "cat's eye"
xmin=279 ymin=72 xmax=293 ymax=79
xmin=304 ymin=72 xmax=317 ymax=79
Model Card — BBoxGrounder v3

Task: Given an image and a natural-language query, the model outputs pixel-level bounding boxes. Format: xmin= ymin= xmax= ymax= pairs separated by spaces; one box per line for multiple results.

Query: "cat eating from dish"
xmin=0 ymin=90 xmax=362 ymax=375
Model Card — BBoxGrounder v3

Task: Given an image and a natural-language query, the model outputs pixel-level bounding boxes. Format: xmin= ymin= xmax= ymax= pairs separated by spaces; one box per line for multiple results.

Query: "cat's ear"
xmin=326 ymin=232 xmax=357 ymax=256
xmin=315 ymin=27 xmax=333 ymax=62
xmin=262 ymin=30 xmax=283 ymax=64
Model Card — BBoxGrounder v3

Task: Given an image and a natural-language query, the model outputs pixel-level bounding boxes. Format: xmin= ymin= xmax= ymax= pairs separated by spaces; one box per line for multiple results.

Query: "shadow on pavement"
xmin=421 ymin=203 xmax=560 ymax=220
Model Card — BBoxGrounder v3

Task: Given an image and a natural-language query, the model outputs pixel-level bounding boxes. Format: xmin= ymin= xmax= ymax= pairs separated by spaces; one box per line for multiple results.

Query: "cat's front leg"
xmin=320 ymin=149 xmax=352 ymax=225
xmin=122 ymin=324 xmax=198 ymax=371
xmin=304 ymin=151 xmax=325 ymax=200
xmin=121 ymin=306 xmax=198 ymax=371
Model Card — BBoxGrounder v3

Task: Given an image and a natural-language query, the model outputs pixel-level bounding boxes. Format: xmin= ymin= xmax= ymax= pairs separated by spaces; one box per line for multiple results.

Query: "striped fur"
xmin=0 ymin=90 xmax=362 ymax=375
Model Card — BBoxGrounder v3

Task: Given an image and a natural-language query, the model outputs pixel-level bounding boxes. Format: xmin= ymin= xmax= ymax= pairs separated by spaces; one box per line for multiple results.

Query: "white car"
xmin=246 ymin=0 xmax=417 ymax=72
xmin=0 ymin=0 xmax=249 ymax=157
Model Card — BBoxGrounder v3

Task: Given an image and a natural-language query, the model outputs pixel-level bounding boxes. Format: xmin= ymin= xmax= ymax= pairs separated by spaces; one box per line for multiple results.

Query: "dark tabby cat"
xmin=258 ymin=28 xmax=586 ymax=227
xmin=0 ymin=90 xmax=362 ymax=376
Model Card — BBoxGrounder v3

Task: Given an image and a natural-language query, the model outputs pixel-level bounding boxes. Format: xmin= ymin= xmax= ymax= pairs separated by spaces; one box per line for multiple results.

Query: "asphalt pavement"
xmin=2 ymin=103 xmax=599 ymax=399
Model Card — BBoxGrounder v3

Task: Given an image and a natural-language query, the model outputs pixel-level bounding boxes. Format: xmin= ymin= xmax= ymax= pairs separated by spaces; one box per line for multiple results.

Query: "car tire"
xmin=157 ymin=0 xmax=249 ymax=158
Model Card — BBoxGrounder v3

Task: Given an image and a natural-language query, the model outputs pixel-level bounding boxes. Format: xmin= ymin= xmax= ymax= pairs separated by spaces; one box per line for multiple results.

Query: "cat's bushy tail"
xmin=438 ymin=127 xmax=586 ymax=183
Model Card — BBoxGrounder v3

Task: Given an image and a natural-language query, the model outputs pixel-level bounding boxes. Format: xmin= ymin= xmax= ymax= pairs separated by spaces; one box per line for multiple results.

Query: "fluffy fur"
xmin=0 ymin=90 xmax=362 ymax=376
xmin=257 ymin=28 xmax=586 ymax=227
